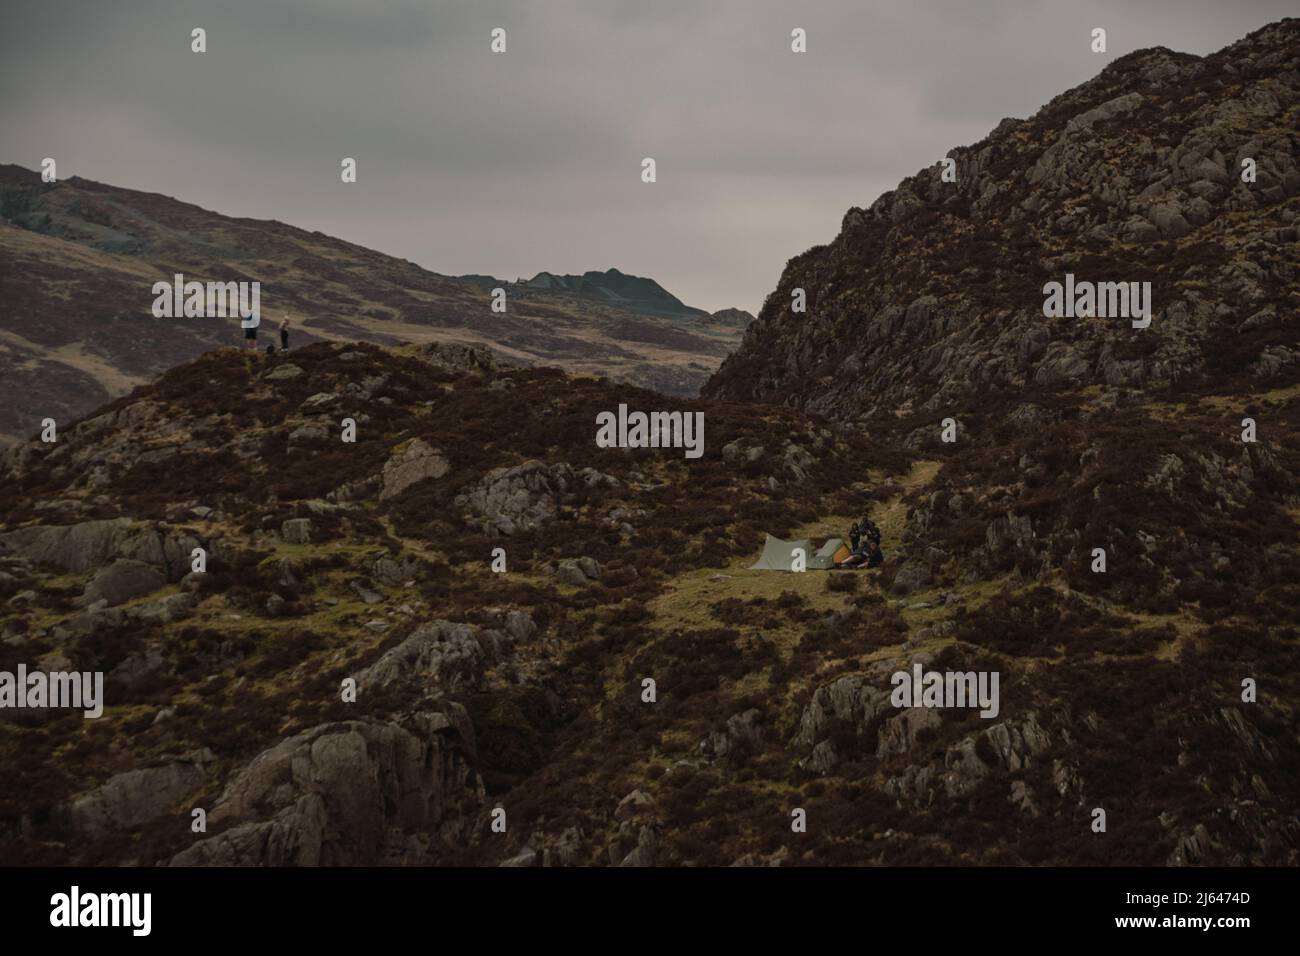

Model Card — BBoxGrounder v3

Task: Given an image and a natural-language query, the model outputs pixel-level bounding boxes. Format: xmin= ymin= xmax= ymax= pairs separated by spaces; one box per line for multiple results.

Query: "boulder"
xmin=543 ymin=827 xmax=585 ymax=868
xmin=380 ymin=439 xmax=450 ymax=501
xmin=876 ymin=706 xmax=941 ymax=756
xmin=983 ymin=716 xmax=1052 ymax=771
xmin=614 ymin=789 xmax=655 ymax=822
xmin=781 ymin=442 xmax=815 ymax=481
xmin=79 ymin=559 xmax=165 ymax=607
xmin=105 ymin=639 xmax=167 ymax=687
xmin=265 ymin=364 xmax=304 ymax=381
xmin=68 ymin=751 xmax=211 ymax=837
xmin=355 ymin=620 xmax=484 ymax=694
xmin=555 ymin=557 xmax=603 ymax=586
xmin=0 ymin=518 xmax=132 ymax=573
xmin=349 ymin=580 xmax=384 ymax=604
xmin=500 ymin=609 xmax=537 ymax=644
xmin=1182 ymin=195 xmax=1214 ymax=226
xmin=1148 ymin=202 xmax=1191 ymax=238
xmin=794 ymin=674 xmax=893 ymax=751
xmin=985 ymin=513 xmax=1035 ymax=552
xmin=890 ymin=561 xmax=932 ymax=595
xmin=364 ymin=553 xmax=415 ymax=587
xmin=617 ymin=826 xmax=658 ymax=867
xmin=132 ymin=592 xmax=197 ymax=626
xmin=288 ymin=425 xmax=328 ymax=446
xmin=51 ymin=604 xmax=127 ymax=641
xmin=725 ymin=709 xmax=764 ymax=750
xmin=1034 ymin=343 xmax=1090 ymax=386
xmin=455 ymin=460 xmax=602 ymax=537
xmin=300 ymin=392 xmax=337 ymax=411
xmin=1 ymin=520 xmax=209 ymax=583
xmin=798 ymin=739 xmax=839 ymax=776
xmin=1120 ymin=217 xmax=1161 ymax=242
xmin=700 ymin=710 xmax=765 ymax=762
xmin=118 ymin=526 xmax=204 ymax=581
xmin=6 ymin=590 xmax=37 ymax=608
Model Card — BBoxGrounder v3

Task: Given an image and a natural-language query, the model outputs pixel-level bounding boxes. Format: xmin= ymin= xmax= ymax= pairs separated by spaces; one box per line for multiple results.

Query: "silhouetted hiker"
xmin=279 ymin=315 xmax=291 ymax=352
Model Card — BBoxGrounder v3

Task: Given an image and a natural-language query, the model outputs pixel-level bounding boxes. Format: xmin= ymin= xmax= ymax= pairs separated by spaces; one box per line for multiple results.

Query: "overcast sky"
xmin=1 ymin=1 xmax=1292 ymax=314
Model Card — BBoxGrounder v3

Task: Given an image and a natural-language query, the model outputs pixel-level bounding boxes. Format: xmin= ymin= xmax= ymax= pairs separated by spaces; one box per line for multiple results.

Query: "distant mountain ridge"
xmin=0 ymin=167 xmax=751 ymax=444
xmin=457 ymin=267 xmax=740 ymax=324
xmin=525 ymin=268 xmax=708 ymax=321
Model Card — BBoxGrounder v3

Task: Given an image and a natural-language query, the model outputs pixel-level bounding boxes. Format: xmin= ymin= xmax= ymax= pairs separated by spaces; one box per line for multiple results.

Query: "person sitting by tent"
xmin=838 ymin=516 xmax=883 ymax=569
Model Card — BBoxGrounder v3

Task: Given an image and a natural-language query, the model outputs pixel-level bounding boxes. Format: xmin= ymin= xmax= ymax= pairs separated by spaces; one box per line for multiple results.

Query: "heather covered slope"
xmin=0 ymin=166 xmax=749 ymax=445
xmin=0 ymin=342 xmax=906 ymax=864
xmin=0 ymin=340 xmax=1297 ymax=867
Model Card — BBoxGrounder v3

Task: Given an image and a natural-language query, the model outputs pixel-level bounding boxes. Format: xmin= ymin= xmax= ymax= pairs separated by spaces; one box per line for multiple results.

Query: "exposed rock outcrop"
xmin=454 ymin=461 xmax=616 ymax=536
xmin=169 ymin=711 xmax=482 ymax=866
xmin=380 ymin=438 xmax=450 ymax=501
xmin=68 ymin=751 xmax=212 ymax=838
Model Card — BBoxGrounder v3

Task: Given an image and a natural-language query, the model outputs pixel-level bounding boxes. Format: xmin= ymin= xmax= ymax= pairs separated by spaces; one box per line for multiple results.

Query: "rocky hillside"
xmin=0 ymin=167 xmax=748 ymax=445
xmin=1 ymin=333 xmax=1297 ymax=866
xmin=0 ymin=342 xmax=911 ymax=864
xmin=704 ymin=19 xmax=1298 ymax=416
xmin=1 ymin=19 xmax=1297 ymax=869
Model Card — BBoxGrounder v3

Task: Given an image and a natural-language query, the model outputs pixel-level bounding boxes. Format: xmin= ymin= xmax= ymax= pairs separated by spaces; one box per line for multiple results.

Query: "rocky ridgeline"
xmin=704 ymin=19 xmax=1299 ymax=416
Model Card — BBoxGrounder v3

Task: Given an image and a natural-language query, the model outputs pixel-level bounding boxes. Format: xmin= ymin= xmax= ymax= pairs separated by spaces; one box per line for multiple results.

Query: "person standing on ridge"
xmin=279 ymin=314 xmax=292 ymax=352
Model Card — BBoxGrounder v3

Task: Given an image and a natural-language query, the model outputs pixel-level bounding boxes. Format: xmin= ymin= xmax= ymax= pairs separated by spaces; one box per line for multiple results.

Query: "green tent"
xmin=809 ymin=538 xmax=845 ymax=570
xmin=750 ymin=534 xmax=846 ymax=571
xmin=749 ymin=534 xmax=812 ymax=571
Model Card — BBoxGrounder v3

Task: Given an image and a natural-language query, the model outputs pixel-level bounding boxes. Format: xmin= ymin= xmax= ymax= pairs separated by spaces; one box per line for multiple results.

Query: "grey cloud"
xmin=0 ymin=0 xmax=1292 ymax=314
